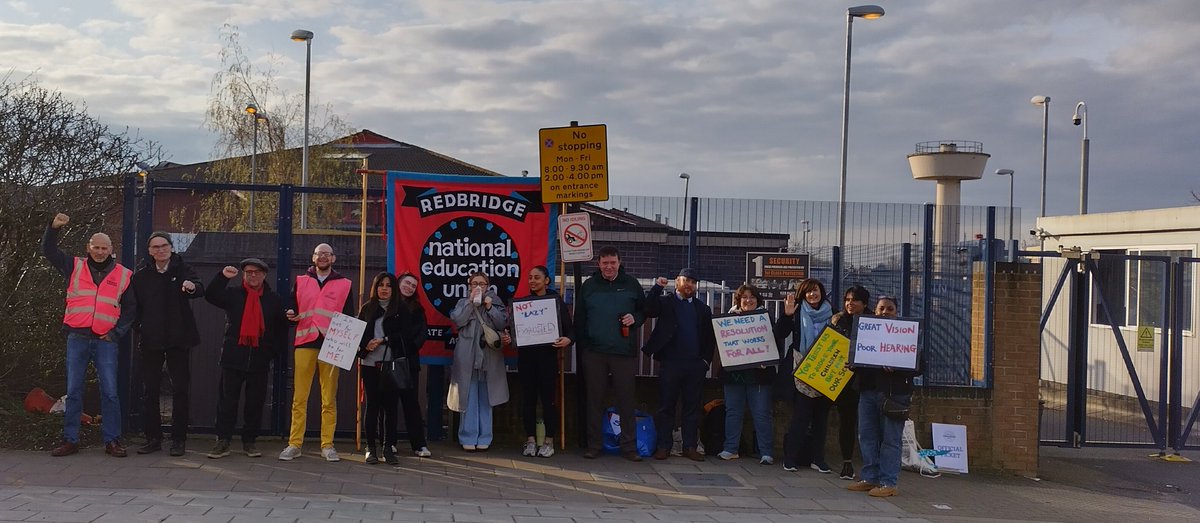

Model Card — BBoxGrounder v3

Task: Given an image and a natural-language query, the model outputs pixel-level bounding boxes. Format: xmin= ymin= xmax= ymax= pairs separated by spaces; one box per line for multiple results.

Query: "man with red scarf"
xmin=203 ymin=258 xmax=288 ymax=459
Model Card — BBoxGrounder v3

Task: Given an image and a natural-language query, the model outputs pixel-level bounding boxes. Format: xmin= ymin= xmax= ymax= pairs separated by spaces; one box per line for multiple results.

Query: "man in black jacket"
xmin=130 ymin=232 xmax=204 ymax=456
xmin=643 ymin=268 xmax=716 ymax=461
xmin=204 ymin=258 xmax=288 ymax=459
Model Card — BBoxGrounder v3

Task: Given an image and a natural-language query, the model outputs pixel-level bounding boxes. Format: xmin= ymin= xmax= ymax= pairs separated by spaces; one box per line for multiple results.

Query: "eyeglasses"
xmin=313 ymin=252 xmax=334 ymax=258
xmin=243 ymin=269 xmax=265 ymax=275
xmin=469 ymin=282 xmax=488 ymax=287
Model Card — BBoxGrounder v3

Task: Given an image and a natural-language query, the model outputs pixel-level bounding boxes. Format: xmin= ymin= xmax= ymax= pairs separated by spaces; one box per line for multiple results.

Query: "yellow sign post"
xmin=538 ymin=124 xmax=609 ymax=203
xmin=794 ymin=326 xmax=855 ymax=401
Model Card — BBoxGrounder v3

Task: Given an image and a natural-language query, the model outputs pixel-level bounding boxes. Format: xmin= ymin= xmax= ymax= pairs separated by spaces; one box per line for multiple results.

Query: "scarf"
xmin=796 ymin=300 xmax=833 ymax=359
xmin=238 ymin=282 xmax=265 ymax=348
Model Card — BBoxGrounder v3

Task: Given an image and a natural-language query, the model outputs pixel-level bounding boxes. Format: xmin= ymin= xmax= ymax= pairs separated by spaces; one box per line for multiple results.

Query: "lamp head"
xmin=1030 ymin=95 xmax=1050 ymax=106
xmin=679 ymin=172 xmax=690 ymax=180
xmin=245 ymin=103 xmax=258 ymax=115
xmin=256 ymin=113 xmax=269 ymax=123
xmin=995 ymin=169 xmax=1014 ymax=176
xmin=291 ymin=29 xmax=314 ymax=42
xmin=848 ymin=5 xmax=885 ymax=18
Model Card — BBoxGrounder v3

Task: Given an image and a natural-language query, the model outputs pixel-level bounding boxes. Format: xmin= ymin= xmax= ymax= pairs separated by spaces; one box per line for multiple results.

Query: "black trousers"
xmin=654 ymin=358 xmax=706 ymax=449
xmin=518 ymin=347 xmax=559 ymax=438
xmin=141 ymin=345 xmax=190 ymax=441
xmin=361 ymin=365 xmax=399 ymax=447
xmin=835 ymin=387 xmax=859 ymax=461
xmin=214 ymin=367 xmax=269 ymax=442
xmin=582 ymin=350 xmax=638 ymax=452
xmin=783 ymin=390 xmax=832 ymax=468
xmin=398 ymin=385 xmax=428 ymax=451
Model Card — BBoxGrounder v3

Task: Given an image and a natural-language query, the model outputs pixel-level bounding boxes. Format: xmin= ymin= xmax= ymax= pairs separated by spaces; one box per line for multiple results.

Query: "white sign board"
xmin=319 ymin=312 xmax=367 ymax=371
xmin=558 ymin=212 xmax=593 ymax=263
xmin=850 ymin=316 xmax=920 ymax=370
xmin=930 ymin=423 xmax=969 ymax=473
xmin=512 ymin=296 xmax=561 ymax=347
xmin=712 ymin=312 xmax=780 ymax=371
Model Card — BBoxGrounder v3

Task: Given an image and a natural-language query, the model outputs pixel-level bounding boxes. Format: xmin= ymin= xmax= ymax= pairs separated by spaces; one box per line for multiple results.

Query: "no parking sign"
xmin=558 ymin=212 xmax=593 ymax=263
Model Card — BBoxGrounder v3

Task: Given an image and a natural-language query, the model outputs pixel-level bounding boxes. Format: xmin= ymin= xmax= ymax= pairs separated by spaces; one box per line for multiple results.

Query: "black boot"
xmin=365 ymin=444 xmax=379 ymax=464
xmin=383 ymin=444 xmax=399 ymax=465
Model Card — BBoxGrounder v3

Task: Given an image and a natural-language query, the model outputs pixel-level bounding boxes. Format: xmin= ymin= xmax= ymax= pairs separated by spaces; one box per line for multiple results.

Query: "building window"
xmin=1090 ymin=249 xmax=1192 ymax=331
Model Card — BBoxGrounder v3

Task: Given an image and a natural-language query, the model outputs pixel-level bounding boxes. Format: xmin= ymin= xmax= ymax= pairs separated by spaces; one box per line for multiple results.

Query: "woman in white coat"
xmin=447 ymin=271 xmax=509 ymax=451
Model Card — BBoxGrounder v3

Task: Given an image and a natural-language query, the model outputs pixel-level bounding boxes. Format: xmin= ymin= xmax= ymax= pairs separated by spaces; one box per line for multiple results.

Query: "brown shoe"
xmin=653 ymin=448 xmax=669 ymax=460
xmin=868 ymin=485 xmax=897 ymax=497
xmin=50 ymin=441 xmax=79 ymax=457
xmin=582 ymin=448 xmax=600 ymax=459
xmin=847 ymin=480 xmax=879 ymax=492
xmin=105 ymin=440 xmax=128 ymax=457
xmin=621 ymin=450 xmax=643 ymax=462
xmin=683 ymin=447 xmax=704 ymax=462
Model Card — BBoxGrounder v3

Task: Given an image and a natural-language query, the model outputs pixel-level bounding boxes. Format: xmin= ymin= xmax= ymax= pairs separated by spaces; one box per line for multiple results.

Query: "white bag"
xmin=901 ymin=419 xmax=940 ymax=477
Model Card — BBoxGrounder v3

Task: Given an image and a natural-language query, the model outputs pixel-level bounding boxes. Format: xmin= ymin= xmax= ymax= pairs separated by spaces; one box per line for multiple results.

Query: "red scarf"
xmin=239 ymin=281 xmax=265 ymax=348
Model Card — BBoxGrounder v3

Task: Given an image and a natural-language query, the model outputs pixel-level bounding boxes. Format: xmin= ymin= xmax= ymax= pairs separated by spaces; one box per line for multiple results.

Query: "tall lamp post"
xmin=679 ymin=172 xmax=692 ymax=267
xmin=995 ymin=169 xmax=1014 ymax=261
xmin=291 ymin=29 xmax=314 ymax=229
xmin=245 ymin=103 xmax=268 ymax=229
xmin=1030 ymin=95 xmax=1050 ymax=219
xmin=1072 ymin=101 xmax=1089 ymax=214
xmin=837 ymin=5 xmax=886 ymax=249
xmin=800 ymin=219 xmax=811 ymax=253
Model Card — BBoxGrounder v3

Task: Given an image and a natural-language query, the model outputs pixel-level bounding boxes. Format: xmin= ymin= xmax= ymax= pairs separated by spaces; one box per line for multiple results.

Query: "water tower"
xmin=907 ymin=141 xmax=990 ymax=248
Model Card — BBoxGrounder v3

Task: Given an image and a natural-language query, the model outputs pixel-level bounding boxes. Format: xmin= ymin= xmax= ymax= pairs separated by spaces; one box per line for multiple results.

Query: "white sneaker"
xmin=522 ymin=441 xmax=537 ymax=457
xmin=321 ymin=447 xmax=340 ymax=462
xmin=537 ymin=444 xmax=555 ymax=458
xmin=760 ymin=455 xmax=775 ymax=465
xmin=717 ymin=451 xmax=739 ymax=460
xmin=414 ymin=447 xmax=432 ymax=458
xmin=278 ymin=446 xmax=301 ymax=461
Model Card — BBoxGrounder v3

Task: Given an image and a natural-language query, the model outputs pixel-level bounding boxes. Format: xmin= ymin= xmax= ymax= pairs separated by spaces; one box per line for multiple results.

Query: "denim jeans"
xmin=458 ymin=372 xmax=493 ymax=446
xmin=858 ymin=389 xmax=907 ymax=487
xmin=65 ymin=334 xmax=121 ymax=443
xmin=723 ymin=382 xmax=774 ymax=457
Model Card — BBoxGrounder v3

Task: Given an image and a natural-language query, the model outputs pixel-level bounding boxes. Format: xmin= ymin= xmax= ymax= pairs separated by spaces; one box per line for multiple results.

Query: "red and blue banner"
xmin=386 ymin=171 xmax=556 ymax=364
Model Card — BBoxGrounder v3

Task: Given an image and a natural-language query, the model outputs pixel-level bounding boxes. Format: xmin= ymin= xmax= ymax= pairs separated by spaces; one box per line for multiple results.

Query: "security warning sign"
xmin=745 ymin=252 xmax=810 ymax=300
xmin=539 ymin=124 xmax=609 ymax=203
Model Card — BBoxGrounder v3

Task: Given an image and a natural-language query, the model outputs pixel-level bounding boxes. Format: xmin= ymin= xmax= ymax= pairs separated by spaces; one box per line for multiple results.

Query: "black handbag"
xmin=380 ymin=339 xmax=413 ymax=390
xmin=882 ymin=393 xmax=911 ymax=421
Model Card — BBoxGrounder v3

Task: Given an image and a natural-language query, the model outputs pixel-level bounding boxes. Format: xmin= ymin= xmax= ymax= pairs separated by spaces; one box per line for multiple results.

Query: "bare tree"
xmin=182 ymin=25 xmax=358 ymax=232
xmin=0 ymin=73 xmax=160 ymax=391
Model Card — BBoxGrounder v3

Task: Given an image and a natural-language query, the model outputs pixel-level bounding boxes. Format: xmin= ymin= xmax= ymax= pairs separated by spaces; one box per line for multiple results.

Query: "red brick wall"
xmin=909 ymin=262 xmax=1041 ymax=476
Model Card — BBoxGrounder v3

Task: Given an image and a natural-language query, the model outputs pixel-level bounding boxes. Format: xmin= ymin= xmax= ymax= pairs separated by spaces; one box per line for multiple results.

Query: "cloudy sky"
xmin=3 ymin=0 xmax=1199 ymax=225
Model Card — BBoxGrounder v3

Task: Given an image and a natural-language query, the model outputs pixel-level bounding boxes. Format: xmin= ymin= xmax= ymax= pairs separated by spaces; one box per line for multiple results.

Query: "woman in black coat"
xmin=358 ymin=272 xmax=430 ymax=465
xmin=507 ymin=265 xmax=574 ymax=458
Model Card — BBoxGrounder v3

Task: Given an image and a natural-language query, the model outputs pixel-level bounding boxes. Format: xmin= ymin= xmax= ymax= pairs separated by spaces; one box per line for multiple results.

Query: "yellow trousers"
xmin=288 ymin=348 xmax=339 ymax=448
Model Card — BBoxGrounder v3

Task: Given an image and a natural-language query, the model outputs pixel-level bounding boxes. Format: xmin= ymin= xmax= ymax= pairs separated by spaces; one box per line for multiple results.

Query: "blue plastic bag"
xmin=601 ymin=407 xmax=657 ymax=457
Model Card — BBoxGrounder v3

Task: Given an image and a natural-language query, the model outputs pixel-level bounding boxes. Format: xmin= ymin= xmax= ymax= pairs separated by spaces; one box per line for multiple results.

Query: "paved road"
xmin=1 ymin=439 xmax=1198 ymax=522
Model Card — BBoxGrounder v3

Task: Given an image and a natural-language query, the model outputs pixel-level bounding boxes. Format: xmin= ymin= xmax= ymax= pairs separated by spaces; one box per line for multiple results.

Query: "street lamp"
xmin=291 ymin=29 xmax=314 ymax=229
xmin=800 ymin=219 xmax=811 ymax=253
xmin=995 ymin=169 xmax=1014 ymax=260
xmin=837 ymin=4 xmax=886 ymax=249
xmin=1072 ymin=101 xmax=1089 ymax=214
xmin=679 ymin=172 xmax=691 ymax=227
xmin=245 ymin=103 xmax=268 ymax=229
xmin=1030 ymin=95 xmax=1050 ymax=218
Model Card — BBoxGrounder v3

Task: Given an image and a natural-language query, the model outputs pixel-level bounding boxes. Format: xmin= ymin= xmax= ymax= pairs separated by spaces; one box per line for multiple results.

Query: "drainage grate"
xmin=667 ymin=472 xmax=752 ymax=489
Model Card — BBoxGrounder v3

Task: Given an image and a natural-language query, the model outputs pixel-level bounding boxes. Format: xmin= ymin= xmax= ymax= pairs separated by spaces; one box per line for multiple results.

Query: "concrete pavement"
xmin=1 ymin=439 xmax=1198 ymax=523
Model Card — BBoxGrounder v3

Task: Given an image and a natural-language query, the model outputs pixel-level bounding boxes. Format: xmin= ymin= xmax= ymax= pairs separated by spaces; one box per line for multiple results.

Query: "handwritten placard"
xmin=712 ymin=311 xmax=779 ymax=371
xmin=793 ymin=326 xmax=854 ymax=400
xmin=319 ymin=312 xmax=367 ymax=371
xmin=850 ymin=316 xmax=921 ymax=370
xmin=512 ymin=296 xmax=560 ymax=347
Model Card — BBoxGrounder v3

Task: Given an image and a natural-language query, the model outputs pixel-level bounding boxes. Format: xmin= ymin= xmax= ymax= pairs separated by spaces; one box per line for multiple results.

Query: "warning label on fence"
xmin=1137 ymin=325 xmax=1154 ymax=352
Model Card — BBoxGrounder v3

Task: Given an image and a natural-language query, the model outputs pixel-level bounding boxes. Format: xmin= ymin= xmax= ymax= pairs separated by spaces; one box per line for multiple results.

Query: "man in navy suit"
xmin=642 ymin=268 xmax=716 ymax=461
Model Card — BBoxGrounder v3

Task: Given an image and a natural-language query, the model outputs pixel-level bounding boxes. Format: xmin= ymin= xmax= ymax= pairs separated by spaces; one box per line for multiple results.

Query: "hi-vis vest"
xmin=64 ymin=257 xmax=133 ymax=336
xmin=293 ymin=275 xmax=352 ymax=346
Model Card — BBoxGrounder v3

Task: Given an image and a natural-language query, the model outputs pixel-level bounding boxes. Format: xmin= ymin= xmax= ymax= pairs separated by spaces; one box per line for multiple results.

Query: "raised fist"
xmin=655 ymin=276 xmax=669 ymax=287
xmin=51 ymin=213 xmax=70 ymax=229
xmin=221 ymin=266 xmax=239 ymax=278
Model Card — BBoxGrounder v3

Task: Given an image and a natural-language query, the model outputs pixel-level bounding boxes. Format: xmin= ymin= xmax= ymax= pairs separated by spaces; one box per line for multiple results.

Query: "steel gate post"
xmin=831 ymin=246 xmax=842 ymax=309
xmin=119 ymin=174 xmax=138 ymax=433
xmin=1064 ymin=251 xmax=1088 ymax=447
xmin=921 ymin=204 xmax=934 ymax=364
xmin=900 ymin=242 xmax=912 ymax=316
xmin=272 ymin=184 xmax=295 ymax=436
xmin=1168 ymin=260 xmax=1185 ymax=451
xmin=984 ymin=207 xmax=996 ymax=387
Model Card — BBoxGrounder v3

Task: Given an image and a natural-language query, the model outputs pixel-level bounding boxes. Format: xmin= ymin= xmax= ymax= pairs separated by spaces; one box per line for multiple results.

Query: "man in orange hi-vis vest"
xmin=41 ymin=212 xmax=137 ymax=458
xmin=278 ymin=243 xmax=354 ymax=462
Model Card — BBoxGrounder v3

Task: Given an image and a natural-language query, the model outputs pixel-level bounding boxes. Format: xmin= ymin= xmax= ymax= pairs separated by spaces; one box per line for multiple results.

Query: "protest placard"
xmin=931 ymin=422 xmax=969 ymax=473
xmin=319 ymin=312 xmax=367 ymax=371
xmin=711 ymin=311 xmax=780 ymax=371
xmin=511 ymin=296 xmax=560 ymax=347
xmin=850 ymin=316 xmax=921 ymax=370
xmin=793 ymin=326 xmax=854 ymax=400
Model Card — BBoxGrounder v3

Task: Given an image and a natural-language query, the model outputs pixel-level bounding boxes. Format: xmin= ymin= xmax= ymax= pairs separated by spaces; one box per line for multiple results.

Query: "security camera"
xmin=1029 ymin=229 xmax=1038 ymax=236
xmin=1072 ymin=116 xmax=1081 ymax=126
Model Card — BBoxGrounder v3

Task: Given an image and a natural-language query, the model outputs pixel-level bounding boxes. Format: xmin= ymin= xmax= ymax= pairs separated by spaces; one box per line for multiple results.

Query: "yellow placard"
xmin=793 ymin=326 xmax=854 ymax=401
xmin=538 ymin=124 xmax=609 ymax=203
xmin=1137 ymin=325 xmax=1155 ymax=352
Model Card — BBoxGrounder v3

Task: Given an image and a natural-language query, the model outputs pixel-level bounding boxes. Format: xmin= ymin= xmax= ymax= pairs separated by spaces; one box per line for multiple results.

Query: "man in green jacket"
xmin=575 ymin=246 xmax=646 ymax=460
